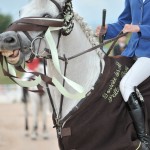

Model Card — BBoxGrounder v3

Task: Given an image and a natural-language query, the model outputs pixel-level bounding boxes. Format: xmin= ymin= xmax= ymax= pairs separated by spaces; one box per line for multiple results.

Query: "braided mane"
xmin=74 ymin=13 xmax=105 ymax=58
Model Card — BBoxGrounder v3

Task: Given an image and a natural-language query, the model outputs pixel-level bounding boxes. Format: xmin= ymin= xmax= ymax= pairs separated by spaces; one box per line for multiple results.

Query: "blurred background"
xmin=0 ymin=0 xmax=124 ymax=150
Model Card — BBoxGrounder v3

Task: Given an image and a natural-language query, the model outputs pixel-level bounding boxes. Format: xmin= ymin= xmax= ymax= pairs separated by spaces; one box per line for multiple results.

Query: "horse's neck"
xmin=47 ymin=16 xmax=103 ymax=119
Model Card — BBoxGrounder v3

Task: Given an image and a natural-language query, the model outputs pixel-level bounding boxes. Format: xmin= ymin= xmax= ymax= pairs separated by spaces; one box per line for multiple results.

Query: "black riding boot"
xmin=127 ymin=92 xmax=150 ymax=150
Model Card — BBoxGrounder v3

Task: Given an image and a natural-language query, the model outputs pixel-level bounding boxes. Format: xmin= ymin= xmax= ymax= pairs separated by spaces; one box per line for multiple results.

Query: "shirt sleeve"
xmin=139 ymin=25 xmax=150 ymax=39
xmin=105 ymin=0 xmax=132 ymax=39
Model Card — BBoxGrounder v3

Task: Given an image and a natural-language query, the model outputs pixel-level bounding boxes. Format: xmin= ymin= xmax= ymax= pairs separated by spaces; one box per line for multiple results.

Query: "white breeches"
xmin=120 ymin=57 xmax=150 ymax=102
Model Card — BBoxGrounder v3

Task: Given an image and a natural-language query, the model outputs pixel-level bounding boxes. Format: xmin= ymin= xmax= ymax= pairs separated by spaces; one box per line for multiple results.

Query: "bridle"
xmin=2 ymin=0 xmax=128 ymax=145
xmin=6 ymin=0 xmax=73 ymax=64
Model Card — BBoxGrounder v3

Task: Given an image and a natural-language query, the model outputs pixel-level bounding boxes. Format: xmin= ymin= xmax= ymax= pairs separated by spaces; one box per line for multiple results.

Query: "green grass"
xmin=0 ymin=64 xmax=23 ymax=84
xmin=0 ymin=67 xmax=14 ymax=84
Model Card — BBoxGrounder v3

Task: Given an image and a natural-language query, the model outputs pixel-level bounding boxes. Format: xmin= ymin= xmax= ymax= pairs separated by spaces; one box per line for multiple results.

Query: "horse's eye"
xmin=42 ymin=14 xmax=52 ymax=18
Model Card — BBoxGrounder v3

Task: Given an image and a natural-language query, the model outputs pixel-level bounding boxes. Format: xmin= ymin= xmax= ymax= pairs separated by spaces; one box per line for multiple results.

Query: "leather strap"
xmin=15 ymin=17 xmax=64 ymax=27
xmin=7 ymin=17 xmax=64 ymax=31
xmin=50 ymin=0 xmax=63 ymax=13
xmin=61 ymin=128 xmax=71 ymax=137
xmin=7 ymin=24 xmax=49 ymax=31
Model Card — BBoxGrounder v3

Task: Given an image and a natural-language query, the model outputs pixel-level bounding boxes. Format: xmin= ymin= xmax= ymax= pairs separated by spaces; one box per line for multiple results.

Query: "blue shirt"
xmin=105 ymin=0 xmax=150 ymax=58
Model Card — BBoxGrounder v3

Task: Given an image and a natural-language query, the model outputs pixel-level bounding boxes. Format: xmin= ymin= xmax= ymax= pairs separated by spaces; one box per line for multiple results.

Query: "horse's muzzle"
xmin=0 ymin=31 xmax=21 ymax=65
xmin=0 ymin=31 xmax=20 ymax=51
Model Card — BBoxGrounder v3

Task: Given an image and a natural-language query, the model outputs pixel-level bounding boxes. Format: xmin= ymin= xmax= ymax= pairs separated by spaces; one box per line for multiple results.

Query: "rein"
xmin=44 ymin=31 xmax=128 ymax=62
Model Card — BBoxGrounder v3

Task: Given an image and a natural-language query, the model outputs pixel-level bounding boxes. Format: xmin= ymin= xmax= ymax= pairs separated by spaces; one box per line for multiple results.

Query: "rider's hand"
xmin=95 ymin=25 xmax=108 ymax=37
xmin=123 ymin=24 xmax=140 ymax=33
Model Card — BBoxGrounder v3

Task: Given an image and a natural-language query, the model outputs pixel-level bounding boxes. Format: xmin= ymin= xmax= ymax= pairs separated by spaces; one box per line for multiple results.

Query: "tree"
xmin=0 ymin=13 xmax=12 ymax=33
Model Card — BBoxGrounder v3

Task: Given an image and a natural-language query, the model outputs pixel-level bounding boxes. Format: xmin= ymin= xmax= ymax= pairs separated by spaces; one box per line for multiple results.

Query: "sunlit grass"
xmin=0 ymin=64 xmax=23 ymax=84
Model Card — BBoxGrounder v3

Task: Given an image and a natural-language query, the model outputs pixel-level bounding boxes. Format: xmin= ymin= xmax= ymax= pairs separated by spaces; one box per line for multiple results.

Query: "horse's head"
xmin=0 ymin=0 xmax=70 ymax=65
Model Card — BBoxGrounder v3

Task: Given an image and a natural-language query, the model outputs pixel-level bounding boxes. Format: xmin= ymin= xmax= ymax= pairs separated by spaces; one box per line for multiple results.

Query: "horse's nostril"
xmin=4 ymin=37 xmax=16 ymax=44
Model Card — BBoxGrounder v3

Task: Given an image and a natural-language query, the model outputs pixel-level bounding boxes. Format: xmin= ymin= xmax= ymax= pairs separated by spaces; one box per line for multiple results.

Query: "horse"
xmin=21 ymin=62 xmax=50 ymax=140
xmin=1 ymin=0 xmax=150 ymax=149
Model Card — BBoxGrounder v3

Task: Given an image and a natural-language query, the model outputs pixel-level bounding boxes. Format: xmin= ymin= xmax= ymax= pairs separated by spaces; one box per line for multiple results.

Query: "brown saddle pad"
xmin=60 ymin=56 xmax=150 ymax=150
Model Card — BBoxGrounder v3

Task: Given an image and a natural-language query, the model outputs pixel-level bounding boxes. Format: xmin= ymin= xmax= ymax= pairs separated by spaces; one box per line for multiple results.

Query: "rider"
xmin=96 ymin=0 xmax=150 ymax=149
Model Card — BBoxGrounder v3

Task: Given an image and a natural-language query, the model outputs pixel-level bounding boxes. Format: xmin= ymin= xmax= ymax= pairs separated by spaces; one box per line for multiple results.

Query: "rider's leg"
xmin=120 ymin=57 xmax=150 ymax=149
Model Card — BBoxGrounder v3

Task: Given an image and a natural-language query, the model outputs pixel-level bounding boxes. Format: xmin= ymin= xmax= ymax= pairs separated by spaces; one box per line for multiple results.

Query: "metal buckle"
xmin=30 ymin=36 xmax=46 ymax=57
xmin=134 ymin=87 xmax=144 ymax=102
